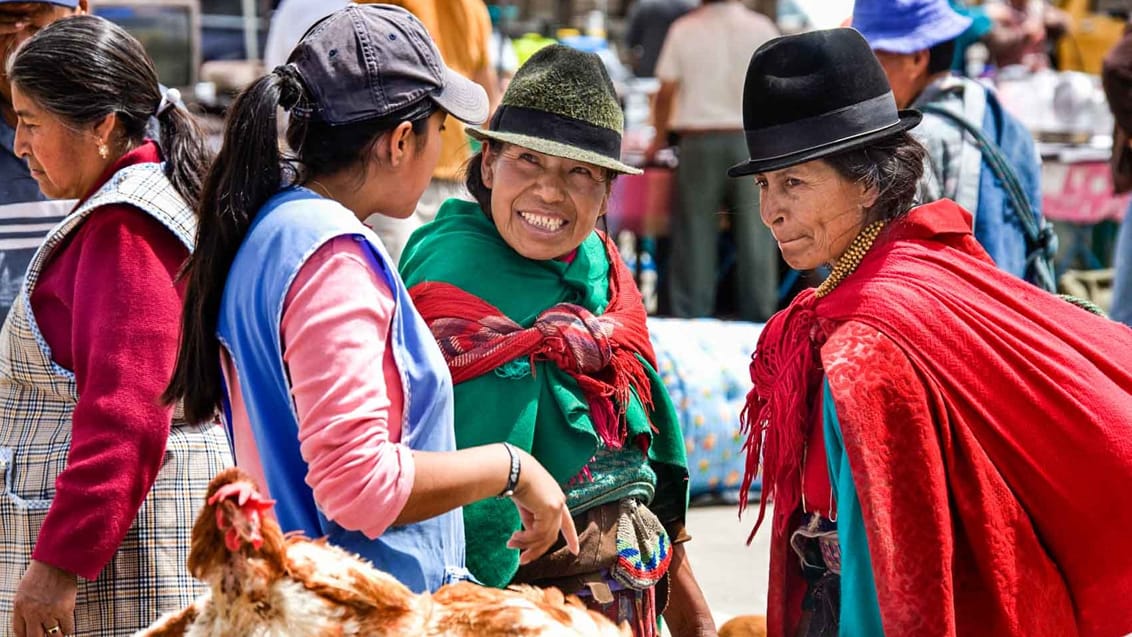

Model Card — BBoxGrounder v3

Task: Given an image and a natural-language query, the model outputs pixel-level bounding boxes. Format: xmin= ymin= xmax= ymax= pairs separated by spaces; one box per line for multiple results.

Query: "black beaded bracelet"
xmin=498 ymin=442 xmax=521 ymax=498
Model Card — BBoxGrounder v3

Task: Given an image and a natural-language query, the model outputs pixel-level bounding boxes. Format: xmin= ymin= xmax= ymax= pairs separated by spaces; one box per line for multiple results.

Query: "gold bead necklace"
xmin=815 ymin=220 xmax=886 ymax=298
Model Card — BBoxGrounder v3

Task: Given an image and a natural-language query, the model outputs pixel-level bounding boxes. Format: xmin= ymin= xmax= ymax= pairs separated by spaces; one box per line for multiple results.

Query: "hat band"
xmin=744 ymin=92 xmax=899 ymax=163
xmin=491 ymin=105 xmax=622 ymax=161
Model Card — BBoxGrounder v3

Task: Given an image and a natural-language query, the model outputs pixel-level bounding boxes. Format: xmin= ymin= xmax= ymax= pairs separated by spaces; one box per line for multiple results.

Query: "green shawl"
xmin=400 ymin=198 xmax=688 ymax=588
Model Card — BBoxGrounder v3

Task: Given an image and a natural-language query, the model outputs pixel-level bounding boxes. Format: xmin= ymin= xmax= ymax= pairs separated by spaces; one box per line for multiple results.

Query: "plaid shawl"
xmin=410 ymin=235 xmax=656 ymax=449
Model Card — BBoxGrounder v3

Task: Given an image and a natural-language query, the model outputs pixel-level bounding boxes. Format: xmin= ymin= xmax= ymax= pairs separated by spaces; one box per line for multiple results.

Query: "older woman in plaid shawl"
xmin=401 ymin=45 xmax=715 ymax=637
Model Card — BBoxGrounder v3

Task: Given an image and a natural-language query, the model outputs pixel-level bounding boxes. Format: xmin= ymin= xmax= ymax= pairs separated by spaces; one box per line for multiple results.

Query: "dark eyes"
xmin=754 ymin=177 xmax=801 ymax=190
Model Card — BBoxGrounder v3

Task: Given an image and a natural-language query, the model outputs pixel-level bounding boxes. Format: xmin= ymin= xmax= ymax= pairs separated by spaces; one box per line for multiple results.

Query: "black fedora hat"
xmin=728 ymin=28 xmax=921 ymax=177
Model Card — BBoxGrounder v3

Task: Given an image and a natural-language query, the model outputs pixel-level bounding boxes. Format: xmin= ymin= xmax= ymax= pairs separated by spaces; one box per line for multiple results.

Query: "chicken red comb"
xmin=210 ymin=481 xmax=276 ymax=552
xmin=208 ymin=481 xmax=275 ymax=510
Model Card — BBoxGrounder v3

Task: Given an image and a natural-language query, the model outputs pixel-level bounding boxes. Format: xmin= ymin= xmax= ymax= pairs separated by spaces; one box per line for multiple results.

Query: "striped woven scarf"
xmin=410 ymin=238 xmax=656 ymax=449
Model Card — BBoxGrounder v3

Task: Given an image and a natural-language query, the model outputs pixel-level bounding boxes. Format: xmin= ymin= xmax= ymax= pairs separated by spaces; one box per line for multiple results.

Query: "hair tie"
xmin=156 ymin=87 xmax=181 ymax=117
xmin=273 ymin=64 xmax=304 ymax=112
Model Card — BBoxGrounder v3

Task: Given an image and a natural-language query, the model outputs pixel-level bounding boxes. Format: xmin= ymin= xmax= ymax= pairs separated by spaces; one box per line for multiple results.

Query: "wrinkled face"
xmin=755 ymin=159 xmax=874 ymax=271
xmin=12 ymin=83 xmax=104 ymax=199
xmin=0 ymin=3 xmax=80 ymax=104
xmin=481 ymin=143 xmax=610 ymax=260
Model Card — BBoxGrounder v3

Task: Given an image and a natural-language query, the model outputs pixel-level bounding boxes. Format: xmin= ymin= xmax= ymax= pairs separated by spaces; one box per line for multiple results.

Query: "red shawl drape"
xmin=410 ymin=236 xmax=657 ymax=448
xmin=745 ymin=200 xmax=1132 ymax=637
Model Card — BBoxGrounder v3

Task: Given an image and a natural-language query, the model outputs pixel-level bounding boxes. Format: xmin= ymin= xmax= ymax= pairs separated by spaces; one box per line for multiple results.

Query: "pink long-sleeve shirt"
xmin=223 ymin=235 xmax=414 ymax=538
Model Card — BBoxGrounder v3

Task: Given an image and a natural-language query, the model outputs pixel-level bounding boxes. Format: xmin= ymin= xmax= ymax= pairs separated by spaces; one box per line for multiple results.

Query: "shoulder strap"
xmin=918 ymin=104 xmax=1058 ymax=292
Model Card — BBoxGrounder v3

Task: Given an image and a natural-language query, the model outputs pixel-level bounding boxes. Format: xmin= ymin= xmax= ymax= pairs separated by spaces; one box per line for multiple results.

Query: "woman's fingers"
xmin=508 ymin=502 xmax=580 ymax=564
xmin=512 ymin=513 xmax=558 ymax=564
xmin=14 ymin=611 xmax=64 ymax=637
xmin=506 ymin=450 xmax=579 ymax=563
xmin=13 ymin=561 xmax=77 ymax=637
xmin=559 ymin=503 xmax=579 ymax=555
xmin=16 ymin=610 xmax=66 ymax=637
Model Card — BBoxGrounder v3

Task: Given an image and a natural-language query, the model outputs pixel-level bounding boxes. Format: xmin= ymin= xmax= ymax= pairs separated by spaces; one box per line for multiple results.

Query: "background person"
xmin=1102 ymin=21 xmax=1132 ymax=327
xmin=854 ymin=0 xmax=1052 ymax=288
xmin=0 ymin=0 xmax=89 ymax=324
xmin=623 ymin=0 xmax=694 ymax=78
xmin=647 ymin=0 xmax=780 ymax=322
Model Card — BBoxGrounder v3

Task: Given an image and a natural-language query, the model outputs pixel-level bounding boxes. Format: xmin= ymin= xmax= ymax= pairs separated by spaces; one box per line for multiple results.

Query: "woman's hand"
xmin=506 ymin=448 xmax=579 ymax=565
xmin=12 ymin=560 xmax=77 ymax=637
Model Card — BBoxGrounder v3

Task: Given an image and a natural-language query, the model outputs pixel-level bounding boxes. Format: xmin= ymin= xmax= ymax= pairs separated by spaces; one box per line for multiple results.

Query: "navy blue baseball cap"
xmin=284 ymin=4 xmax=487 ymax=126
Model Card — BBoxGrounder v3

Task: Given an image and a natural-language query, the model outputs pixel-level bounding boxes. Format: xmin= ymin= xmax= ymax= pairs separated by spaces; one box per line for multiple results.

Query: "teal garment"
xmin=400 ymin=199 xmax=689 ymax=588
xmin=563 ymin=444 xmax=657 ymax=513
xmin=822 ymin=380 xmax=885 ymax=637
xmin=949 ymin=1 xmax=993 ymax=73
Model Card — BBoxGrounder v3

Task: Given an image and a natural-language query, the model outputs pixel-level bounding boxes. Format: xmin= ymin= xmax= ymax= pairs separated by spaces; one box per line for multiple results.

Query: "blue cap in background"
xmin=853 ymin=0 xmax=972 ymax=54
xmin=0 ymin=0 xmax=81 ymax=7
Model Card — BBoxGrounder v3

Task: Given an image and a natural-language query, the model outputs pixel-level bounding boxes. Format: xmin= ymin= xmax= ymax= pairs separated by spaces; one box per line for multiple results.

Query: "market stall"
xmin=996 ymin=67 xmax=1124 ymax=292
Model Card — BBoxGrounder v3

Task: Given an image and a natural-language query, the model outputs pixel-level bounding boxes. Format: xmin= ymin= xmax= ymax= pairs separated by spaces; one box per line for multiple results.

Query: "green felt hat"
xmin=467 ymin=44 xmax=641 ymax=175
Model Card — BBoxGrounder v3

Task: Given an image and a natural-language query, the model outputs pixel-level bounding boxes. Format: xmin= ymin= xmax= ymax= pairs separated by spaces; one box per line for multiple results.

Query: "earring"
xmin=98 ymin=143 xmax=109 ymax=160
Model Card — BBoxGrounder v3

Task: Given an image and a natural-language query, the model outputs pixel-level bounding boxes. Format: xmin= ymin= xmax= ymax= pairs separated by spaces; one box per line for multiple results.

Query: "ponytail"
xmin=166 ymin=63 xmax=438 ymax=421
xmin=155 ymin=97 xmax=211 ymax=209
xmin=164 ymin=69 xmax=303 ymax=422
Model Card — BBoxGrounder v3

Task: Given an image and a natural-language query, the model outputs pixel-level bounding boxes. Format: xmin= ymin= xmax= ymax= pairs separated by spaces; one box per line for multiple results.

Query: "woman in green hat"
xmin=400 ymin=44 xmax=715 ymax=637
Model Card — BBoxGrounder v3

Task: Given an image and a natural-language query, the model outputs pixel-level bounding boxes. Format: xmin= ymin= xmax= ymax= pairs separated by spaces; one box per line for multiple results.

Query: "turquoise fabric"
xmin=949 ymin=1 xmax=993 ymax=73
xmin=822 ymin=380 xmax=885 ymax=637
xmin=562 ymin=444 xmax=656 ymax=512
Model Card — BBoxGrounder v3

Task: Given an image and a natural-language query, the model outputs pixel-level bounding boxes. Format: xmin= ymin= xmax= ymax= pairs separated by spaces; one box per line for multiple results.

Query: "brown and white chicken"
xmin=136 ymin=467 xmax=629 ymax=637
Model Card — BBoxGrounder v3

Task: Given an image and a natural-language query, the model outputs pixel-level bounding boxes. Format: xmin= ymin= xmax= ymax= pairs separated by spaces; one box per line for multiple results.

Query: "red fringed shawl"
xmin=410 ymin=236 xmax=657 ymax=448
xmin=743 ymin=199 xmax=1132 ymax=637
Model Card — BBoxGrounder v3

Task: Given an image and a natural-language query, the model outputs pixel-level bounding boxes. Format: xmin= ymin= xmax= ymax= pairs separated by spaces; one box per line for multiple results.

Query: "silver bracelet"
xmin=498 ymin=442 xmax=521 ymax=498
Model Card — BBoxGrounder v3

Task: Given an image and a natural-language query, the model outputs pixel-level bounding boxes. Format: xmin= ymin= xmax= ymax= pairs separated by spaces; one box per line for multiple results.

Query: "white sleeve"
xmin=654 ymin=24 xmax=682 ymax=82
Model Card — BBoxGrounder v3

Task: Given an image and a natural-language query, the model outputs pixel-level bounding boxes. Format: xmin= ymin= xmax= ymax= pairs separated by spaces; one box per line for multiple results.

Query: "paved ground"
xmin=667 ymin=503 xmax=773 ymax=630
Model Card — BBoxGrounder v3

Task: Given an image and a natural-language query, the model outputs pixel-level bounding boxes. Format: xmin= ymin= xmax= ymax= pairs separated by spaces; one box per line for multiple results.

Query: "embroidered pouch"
xmin=611 ymin=498 xmax=672 ymax=590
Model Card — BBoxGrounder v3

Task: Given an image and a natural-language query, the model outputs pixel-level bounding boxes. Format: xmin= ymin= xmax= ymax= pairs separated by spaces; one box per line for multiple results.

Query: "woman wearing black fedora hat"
xmin=732 ymin=28 xmax=1132 ymax=637
xmin=400 ymin=44 xmax=715 ymax=637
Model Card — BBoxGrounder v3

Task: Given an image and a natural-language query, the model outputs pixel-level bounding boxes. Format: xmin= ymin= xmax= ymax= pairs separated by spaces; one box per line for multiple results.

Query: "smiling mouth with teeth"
xmin=519 ymin=211 xmax=567 ymax=231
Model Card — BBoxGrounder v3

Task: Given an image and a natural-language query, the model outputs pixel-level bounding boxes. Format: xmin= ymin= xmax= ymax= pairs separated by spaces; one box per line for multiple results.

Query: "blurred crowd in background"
xmin=5 ymin=0 xmax=1132 ymax=324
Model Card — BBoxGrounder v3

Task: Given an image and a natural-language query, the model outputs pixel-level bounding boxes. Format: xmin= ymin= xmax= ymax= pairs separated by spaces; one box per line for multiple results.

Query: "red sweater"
xmin=29 ymin=142 xmax=190 ymax=580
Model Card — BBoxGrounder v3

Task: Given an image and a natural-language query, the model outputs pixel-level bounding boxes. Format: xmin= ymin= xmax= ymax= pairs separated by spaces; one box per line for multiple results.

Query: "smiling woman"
xmin=479 ymin=143 xmax=611 ymax=261
xmin=401 ymin=44 xmax=717 ymax=637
